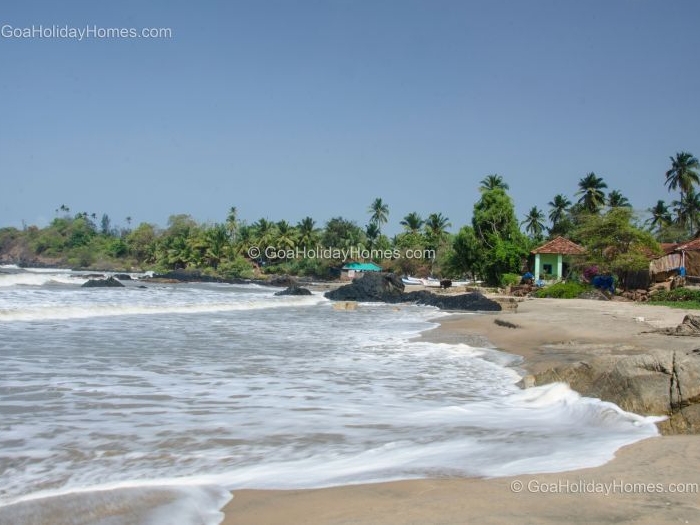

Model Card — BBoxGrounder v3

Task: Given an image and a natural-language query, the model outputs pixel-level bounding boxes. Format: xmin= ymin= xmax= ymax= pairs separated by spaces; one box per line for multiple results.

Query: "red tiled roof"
xmin=531 ymin=236 xmax=586 ymax=255
xmin=661 ymin=243 xmax=680 ymax=254
xmin=677 ymin=238 xmax=700 ymax=251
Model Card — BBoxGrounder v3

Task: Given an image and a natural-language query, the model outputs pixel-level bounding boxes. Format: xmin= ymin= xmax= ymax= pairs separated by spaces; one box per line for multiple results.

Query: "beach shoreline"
xmin=221 ymin=297 xmax=700 ymax=524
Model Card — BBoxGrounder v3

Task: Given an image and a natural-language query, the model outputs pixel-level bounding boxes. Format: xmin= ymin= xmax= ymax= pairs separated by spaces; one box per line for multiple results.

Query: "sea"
xmin=0 ymin=265 xmax=662 ymax=525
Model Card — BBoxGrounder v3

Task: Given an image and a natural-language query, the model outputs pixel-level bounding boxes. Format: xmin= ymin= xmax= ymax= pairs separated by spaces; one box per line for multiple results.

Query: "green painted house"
xmin=341 ymin=261 xmax=382 ymax=279
xmin=531 ymin=236 xmax=585 ymax=281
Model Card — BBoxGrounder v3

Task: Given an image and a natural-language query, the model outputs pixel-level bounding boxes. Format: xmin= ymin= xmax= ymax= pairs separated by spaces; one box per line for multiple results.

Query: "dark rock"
xmin=440 ymin=279 xmax=452 ymax=289
xmin=325 ymin=272 xmax=501 ymax=312
xmin=401 ymin=290 xmax=501 ymax=311
xmin=82 ymin=276 xmax=124 ymax=288
xmin=325 ymin=272 xmax=405 ymax=302
xmin=152 ymin=270 xmax=225 ymax=283
xmin=495 ymin=318 xmax=519 ymax=329
xmin=274 ymin=286 xmax=312 ymax=296
xmin=113 ymin=273 xmax=132 ymax=280
xmin=267 ymin=275 xmax=298 ymax=288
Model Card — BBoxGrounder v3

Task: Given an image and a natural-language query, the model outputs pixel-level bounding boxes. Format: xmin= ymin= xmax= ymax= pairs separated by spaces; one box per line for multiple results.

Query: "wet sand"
xmin=222 ymin=298 xmax=700 ymax=524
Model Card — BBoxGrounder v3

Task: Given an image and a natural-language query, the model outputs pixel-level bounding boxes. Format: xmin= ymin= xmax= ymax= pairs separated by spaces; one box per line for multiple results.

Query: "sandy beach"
xmin=222 ymin=297 xmax=700 ymax=524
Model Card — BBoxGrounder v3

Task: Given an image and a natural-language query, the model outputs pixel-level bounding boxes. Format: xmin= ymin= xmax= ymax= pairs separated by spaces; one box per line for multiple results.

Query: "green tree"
xmin=400 ymin=212 xmax=424 ymax=234
xmin=446 ymin=225 xmax=482 ymax=278
xmin=607 ymin=190 xmax=631 ymax=208
xmin=576 ymin=172 xmax=608 ymax=213
xmin=275 ymin=220 xmax=298 ymax=250
xmin=226 ymin=206 xmax=238 ymax=242
xmin=479 ymin=174 xmax=509 ymax=192
xmin=548 ymin=194 xmax=571 ymax=227
xmin=126 ymin=223 xmax=157 ymax=263
xmin=472 ymin=188 xmax=529 ymax=284
xmin=645 ymin=200 xmax=672 ymax=232
xmin=521 ymin=206 xmax=546 ymax=240
xmin=575 ymin=207 xmax=661 ymax=288
xmin=321 ymin=217 xmax=365 ymax=252
xmin=296 ymin=217 xmax=320 ymax=248
xmin=368 ymin=198 xmax=389 ymax=232
xmin=665 ymin=151 xmax=700 ymax=195
xmin=673 ymin=188 xmax=700 ymax=236
xmin=365 ymin=222 xmax=380 ymax=250
xmin=424 ymin=213 xmax=451 ymax=251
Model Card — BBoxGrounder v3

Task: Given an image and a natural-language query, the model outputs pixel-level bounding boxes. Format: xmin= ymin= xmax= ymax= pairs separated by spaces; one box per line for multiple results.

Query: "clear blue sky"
xmin=1 ymin=0 xmax=699 ymax=235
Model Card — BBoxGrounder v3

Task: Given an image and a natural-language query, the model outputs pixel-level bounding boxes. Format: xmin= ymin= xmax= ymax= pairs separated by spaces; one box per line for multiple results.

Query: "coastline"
xmin=221 ymin=298 xmax=700 ymax=524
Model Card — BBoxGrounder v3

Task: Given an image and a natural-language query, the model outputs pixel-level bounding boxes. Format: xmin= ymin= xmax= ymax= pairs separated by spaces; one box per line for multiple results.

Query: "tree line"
xmin=0 ymin=151 xmax=697 ymax=285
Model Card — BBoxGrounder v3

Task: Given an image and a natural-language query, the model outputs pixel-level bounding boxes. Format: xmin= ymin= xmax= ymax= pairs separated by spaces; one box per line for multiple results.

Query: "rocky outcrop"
xmin=326 ymin=272 xmax=405 ymax=302
xmin=652 ymin=314 xmax=700 ymax=336
xmin=325 ymin=272 xmax=501 ymax=312
xmin=113 ymin=273 xmax=132 ymax=280
xmin=531 ymin=348 xmax=700 ymax=434
xmin=82 ymin=276 xmax=124 ymax=288
xmin=274 ymin=286 xmax=312 ymax=296
xmin=267 ymin=275 xmax=298 ymax=288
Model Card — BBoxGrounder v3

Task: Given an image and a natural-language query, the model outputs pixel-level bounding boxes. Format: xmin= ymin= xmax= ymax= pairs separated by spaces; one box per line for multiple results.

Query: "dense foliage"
xmin=1 ymin=150 xmax=697 ymax=286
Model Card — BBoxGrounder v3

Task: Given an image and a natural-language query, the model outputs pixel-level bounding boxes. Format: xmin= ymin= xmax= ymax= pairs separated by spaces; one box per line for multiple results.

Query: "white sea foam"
xmin=0 ymin=276 xmax=663 ymax=524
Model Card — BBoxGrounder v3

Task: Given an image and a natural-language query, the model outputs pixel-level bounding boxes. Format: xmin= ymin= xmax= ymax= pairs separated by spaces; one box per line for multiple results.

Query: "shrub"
xmin=500 ymin=273 xmax=521 ymax=287
xmin=649 ymin=288 xmax=700 ymax=303
xmin=534 ymin=281 xmax=589 ymax=299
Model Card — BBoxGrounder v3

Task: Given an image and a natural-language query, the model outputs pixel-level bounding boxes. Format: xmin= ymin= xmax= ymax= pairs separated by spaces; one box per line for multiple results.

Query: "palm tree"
xmin=400 ymin=212 xmax=424 ymax=234
xmin=645 ymin=200 xmax=672 ymax=231
xmin=252 ymin=218 xmax=277 ymax=252
xmin=673 ymin=189 xmax=700 ymax=236
xmin=226 ymin=206 xmax=238 ymax=242
xmin=547 ymin=194 xmax=571 ymax=227
xmin=521 ymin=206 xmax=546 ymax=239
xmin=479 ymin=174 xmax=509 ymax=192
xmin=365 ymin=223 xmax=380 ymax=250
xmin=665 ymin=151 xmax=700 ymax=195
xmin=607 ymin=190 xmax=631 ymax=208
xmin=424 ymin=213 xmax=451 ymax=250
xmin=296 ymin=217 xmax=319 ymax=248
xmin=575 ymin=172 xmax=608 ymax=213
xmin=368 ymin=198 xmax=389 ymax=231
xmin=275 ymin=220 xmax=297 ymax=250
xmin=204 ymin=224 xmax=228 ymax=269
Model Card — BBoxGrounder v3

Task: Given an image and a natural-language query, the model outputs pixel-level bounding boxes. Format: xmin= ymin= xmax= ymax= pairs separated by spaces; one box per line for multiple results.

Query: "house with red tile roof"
xmin=530 ymin=236 xmax=585 ymax=281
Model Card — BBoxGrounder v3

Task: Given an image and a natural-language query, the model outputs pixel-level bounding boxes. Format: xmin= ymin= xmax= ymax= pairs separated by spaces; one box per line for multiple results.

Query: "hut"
xmin=340 ymin=261 xmax=382 ymax=280
xmin=530 ymin=236 xmax=585 ymax=281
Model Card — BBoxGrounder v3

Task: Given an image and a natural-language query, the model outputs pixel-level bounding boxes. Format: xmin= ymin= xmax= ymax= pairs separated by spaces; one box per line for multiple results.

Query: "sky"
xmin=1 ymin=0 xmax=699 ymax=236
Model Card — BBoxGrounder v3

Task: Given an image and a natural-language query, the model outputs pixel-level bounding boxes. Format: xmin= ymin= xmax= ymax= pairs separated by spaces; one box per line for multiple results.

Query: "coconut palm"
xmin=424 ymin=212 xmax=451 ymax=249
xmin=275 ymin=220 xmax=298 ymax=250
xmin=252 ymin=218 xmax=277 ymax=250
xmin=226 ymin=206 xmax=238 ymax=242
xmin=521 ymin=206 xmax=546 ymax=239
xmin=368 ymin=198 xmax=389 ymax=232
xmin=575 ymin=172 xmax=608 ymax=213
xmin=479 ymin=174 xmax=509 ymax=192
xmin=607 ymin=190 xmax=631 ymax=208
xmin=365 ymin=223 xmax=380 ymax=249
xmin=665 ymin=151 xmax=700 ymax=195
xmin=547 ymin=194 xmax=571 ymax=226
xmin=645 ymin=200 xmax=672 ymax=231
xmin=296 ymin=216 xmax=319 ymax=248
xmin=673 ymin=189 xmax=700 ymax=235
xmin=400 ymin=212 xmax=424 ymax=234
